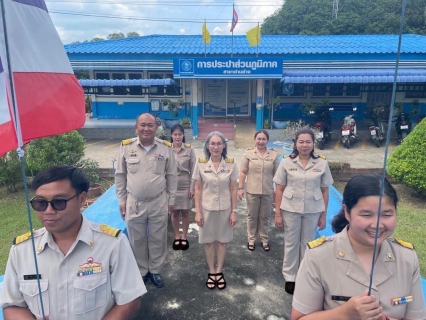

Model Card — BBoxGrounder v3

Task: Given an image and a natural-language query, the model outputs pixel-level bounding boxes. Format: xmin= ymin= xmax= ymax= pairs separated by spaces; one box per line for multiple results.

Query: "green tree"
xmin=261 ymin=0 xmax=426 ymax=35
xmin=26 ymin=131 xmax=85 ymax=175
xmin=126 ymin=31 xmax=140 ymax=38
xmin=107 ymin=32 xmax=125 ymax=40
xmin=90 ymin=37 xmax=105 ymax=42
xmin=387 ymin=118 xmax=426 ymax=195
xmin=0 ymin=151 xmax=22 ymax=192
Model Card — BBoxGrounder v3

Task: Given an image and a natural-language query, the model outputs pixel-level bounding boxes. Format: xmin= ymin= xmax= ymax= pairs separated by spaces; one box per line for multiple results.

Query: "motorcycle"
xmin=311 ymin=107 xmax=333 ymax=150
xmin=368 ymin=105 xmax=386 ymax=147
xmin=395 ymin=111 xmax=412 ymax=142
xmin=341 ymin=108 xmax=357 ymax=149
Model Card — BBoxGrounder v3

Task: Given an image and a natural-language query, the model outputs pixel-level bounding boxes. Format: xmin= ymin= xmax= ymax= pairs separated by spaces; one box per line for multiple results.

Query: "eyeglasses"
xmin=30 ymin=194 xmax=80 ymax=211
xmin=209 ymin=143 xmax=224 ymax=148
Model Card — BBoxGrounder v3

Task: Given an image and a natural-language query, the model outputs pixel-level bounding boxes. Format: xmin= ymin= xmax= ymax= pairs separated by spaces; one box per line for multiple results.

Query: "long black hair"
xmin=331 ymin=174 xmax=398 ymax=233
xmin=290 ymin=128 xmax=319 ymax=159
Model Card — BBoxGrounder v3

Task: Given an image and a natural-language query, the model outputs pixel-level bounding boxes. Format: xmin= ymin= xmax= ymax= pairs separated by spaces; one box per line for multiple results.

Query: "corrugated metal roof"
xmin=65 ymin=34 xmax=426 ymax=55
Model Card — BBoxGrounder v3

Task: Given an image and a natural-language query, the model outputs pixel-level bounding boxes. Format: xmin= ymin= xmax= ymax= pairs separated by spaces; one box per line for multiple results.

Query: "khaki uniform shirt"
xmin=293 ymin=227 xmax=426 ymax=319
xmin=115 ymin=137 xmax=177 ymax=205
xmin=240 ymin=147 xmax=279 ymax=195
xmin=192 ymin=158 xmax=238 ymax=211
xmin=173 ymin=144 xmax=196 ymax=190
xmin=273 ymin=155 xmax=333 ymax=213
xmin=0 ymin=217 xmax=147 ymax=320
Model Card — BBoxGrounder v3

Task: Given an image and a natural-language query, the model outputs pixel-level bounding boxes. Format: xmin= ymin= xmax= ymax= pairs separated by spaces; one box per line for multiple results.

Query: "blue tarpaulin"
xmin=281 ymin=69 xmax=426 ymax=83
xmin=79 ymin=79 xmax=175 ymax=86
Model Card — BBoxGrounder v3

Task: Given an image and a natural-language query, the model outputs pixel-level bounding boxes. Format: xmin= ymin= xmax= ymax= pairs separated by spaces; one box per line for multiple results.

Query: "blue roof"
xmin=65 ymin=34 xmax=426 ymax=55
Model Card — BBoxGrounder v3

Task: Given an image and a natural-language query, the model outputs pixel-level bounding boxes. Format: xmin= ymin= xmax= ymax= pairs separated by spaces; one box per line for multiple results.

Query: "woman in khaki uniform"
xmin=274 ymin=128 xmax=334 ymax=295
xmin=291 ymin=174 xmax=426 ymax=320
xmin=193 ymin=131 xmax=238 ymax=290
xmin=170 ymin=124 xmax=196 ymax=251
xmin=238 ymin=130 xmax=279 ymax=251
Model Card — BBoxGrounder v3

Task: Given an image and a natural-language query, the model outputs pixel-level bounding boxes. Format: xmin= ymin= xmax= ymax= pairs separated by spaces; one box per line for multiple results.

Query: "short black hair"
xmin=32 ymin=165 xmax=90 ymax=194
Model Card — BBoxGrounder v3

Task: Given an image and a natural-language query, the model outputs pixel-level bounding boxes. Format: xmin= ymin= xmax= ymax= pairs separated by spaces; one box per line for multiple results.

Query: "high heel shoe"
xmin=206 ymin=273 xmax=216 ymax=290
xmin=216 ymin=272 xmax=226 ymax=290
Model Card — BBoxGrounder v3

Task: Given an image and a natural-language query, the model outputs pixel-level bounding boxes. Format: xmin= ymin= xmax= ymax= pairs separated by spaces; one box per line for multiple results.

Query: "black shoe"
xmin=142 ymin=272 xmax=150 ymax=284
xmin=285 ymin=282 xmax=295 ymax=295
xmin=180 ymin=239 xmax=189 ymax=250
xmin=150 ymin=273 xmax=164 ymax=288
xmin=172 ymin=239 xmax=181 ymax=250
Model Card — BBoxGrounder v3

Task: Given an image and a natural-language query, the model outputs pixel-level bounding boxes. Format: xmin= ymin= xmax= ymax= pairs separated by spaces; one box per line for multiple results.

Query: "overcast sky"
xmin=45 ymin=0 xmax=281 ymax=44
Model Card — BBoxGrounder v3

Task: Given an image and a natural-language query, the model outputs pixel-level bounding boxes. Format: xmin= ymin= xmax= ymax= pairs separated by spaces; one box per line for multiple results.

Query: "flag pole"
xmin=231 ymin=3 xmax=234 ymax=58
xmin=204 ymin=19 xmax=207 ymax=58
xmin=0 ymin=3 xmax=47 ymax=319
xmin=256 ymin=22 xmax=259 ymax=57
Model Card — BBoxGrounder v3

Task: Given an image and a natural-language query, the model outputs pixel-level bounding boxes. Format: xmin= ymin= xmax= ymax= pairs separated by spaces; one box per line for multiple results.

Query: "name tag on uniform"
xmin=331 ymin=295 xmax=351 ymax=301
xmin=204 ymin=170 xmax=213 ymax=173
xmin=289 ymin=168 xmax=297 ymax=171
xmin=155 ymin=154 xmax=165 ymax=160
xmin=24 ymin=274 xmax=42 ymax=280
xmin=312 ymin=168 xmax=322 ymax=172
xmin=129 ymin=153 xmax=138 ymax=158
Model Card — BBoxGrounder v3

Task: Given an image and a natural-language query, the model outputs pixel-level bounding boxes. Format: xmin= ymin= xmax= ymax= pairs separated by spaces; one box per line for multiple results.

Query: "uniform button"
xmin=88 ymin=284 xmax=93 ymax=289
xmin=30 ymin=290 xmax=35 ymax=295
xmin=60 ymin=308 xmax=65 ymax=313
xmin=60 ymin=284 xmax=65 ymax=289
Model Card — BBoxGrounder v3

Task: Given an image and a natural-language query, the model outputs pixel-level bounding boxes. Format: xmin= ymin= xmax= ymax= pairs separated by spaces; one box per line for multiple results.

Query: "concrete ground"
xmin=85 ymin=136 xmax=396 ymax=170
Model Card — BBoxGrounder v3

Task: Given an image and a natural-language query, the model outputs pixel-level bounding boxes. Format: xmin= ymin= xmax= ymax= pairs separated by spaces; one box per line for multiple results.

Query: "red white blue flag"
xmin=230 ymin=7 xmax=238 ymax=32
xmin=0 ymin=0 xmax=85 ymax=157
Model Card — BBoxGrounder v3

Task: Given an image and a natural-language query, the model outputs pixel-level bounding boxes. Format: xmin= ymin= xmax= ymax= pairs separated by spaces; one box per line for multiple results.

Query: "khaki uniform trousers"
xmin=126 ymin=192 xmax=168 ymax=275
xmin=282 ymin=210 xmax=320 ymax=282
xmin=246 ymin=193 xmax=273 ymax=244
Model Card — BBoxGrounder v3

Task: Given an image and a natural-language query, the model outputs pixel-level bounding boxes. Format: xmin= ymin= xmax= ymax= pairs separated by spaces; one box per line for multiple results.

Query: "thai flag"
xmin=230 ymin=8 xmax=238 ymax=32
xmin=0 ymin=0 xmax=85 ymax=157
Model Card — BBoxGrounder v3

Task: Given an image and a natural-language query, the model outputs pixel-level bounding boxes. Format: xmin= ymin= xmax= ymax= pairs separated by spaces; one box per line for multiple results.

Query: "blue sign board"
xmin=173 ymin=58 xmax=283 ymax=79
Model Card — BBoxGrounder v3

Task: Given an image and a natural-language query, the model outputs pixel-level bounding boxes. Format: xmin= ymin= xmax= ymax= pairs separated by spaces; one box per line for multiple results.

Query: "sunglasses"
xmin=30 ymin=194 xmax=80 ymax=211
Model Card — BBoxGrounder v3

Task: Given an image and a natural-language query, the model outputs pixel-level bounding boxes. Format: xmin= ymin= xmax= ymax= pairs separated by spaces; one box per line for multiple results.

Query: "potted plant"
xmin=263 ymin=119 xmax=271 ymax=129
xmin=77 ymin=158 xmax=101 ymax=197
xmin=269 ymin=97 xmax=290 ymax=129
xmin=180 ymin=117 xmax=191 ymax=129
xmin=156 ymin=128 xmax=168 ymax=140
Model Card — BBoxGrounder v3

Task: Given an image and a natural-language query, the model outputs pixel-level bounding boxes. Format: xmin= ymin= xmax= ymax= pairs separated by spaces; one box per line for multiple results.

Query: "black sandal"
xmin=206 ymin=273 xmax=216 ymax=290
xmin=180 ymin=239 xmax=189 ymax=250
xmin=172 ymin=239 xmax=181 ymax=250
xmin=216 ymin=272 xmax=227 ymax=290
xmin=247 ymin=243 xmax=255 ymax=251
xmin=261 ymin=243 xmax=270 ymax=251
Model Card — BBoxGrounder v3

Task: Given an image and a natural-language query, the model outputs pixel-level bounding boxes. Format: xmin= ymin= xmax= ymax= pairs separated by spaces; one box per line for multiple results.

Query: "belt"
xmin=129 ymin=190 xmax=164 ymax=202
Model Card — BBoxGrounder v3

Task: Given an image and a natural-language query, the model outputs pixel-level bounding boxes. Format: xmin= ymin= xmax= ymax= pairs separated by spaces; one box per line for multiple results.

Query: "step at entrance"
xmin=198 ymin=121 xmax=235 ymax=140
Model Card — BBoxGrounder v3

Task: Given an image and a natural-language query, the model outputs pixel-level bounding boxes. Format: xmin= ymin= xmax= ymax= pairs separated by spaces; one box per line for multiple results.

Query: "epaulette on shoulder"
xmin=246 ymin=147 xmax=254 ymax=150
xmin=308 ymin=236 xmax=327 ymax=249
xmin=185 ymin=143 xmax=191 ymax=148
xmin=319 ymin=154 xmax=327 ymax=160
xmin=156 ymin=139 xmax=172 ymax=147
xmin=284 ymin=154 xmax=291 ymax=158
xmin=122 ymin=138 xmax=136 ymax=146
xmin=13 ymin=229 xmax=44 ymax=245
xmin=99 ymin=224 xmax=121 ymax=238
xmin=391 ymin=237 xmax=414 ymax=250
xmin=199 ymin=158 xmax=207 ymax=163
xmin=225 ymin=158 xmax=234 ymax=163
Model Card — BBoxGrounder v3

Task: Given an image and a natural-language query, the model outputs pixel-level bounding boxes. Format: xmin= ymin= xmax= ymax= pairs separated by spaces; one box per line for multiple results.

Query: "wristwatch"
xmin=232 ymin=209 xmax=238 ymax=213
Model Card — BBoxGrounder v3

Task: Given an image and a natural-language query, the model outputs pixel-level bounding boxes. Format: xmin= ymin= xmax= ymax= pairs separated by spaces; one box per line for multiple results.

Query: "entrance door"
xmin=227 ymin=80 xmax=250 ymax=116
xmin=203 ymin=79 xmax=250 ymax=117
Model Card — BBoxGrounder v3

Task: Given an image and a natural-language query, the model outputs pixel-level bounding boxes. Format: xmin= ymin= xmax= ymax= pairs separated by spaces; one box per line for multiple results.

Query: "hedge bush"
xmin=387 ymin=118 xmax=426 ymax=195
xmin=0 ymin=151 xmax=22 ymax=192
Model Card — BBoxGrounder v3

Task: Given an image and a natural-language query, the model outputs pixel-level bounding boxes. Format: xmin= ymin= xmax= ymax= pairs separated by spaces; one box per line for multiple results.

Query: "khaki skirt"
xmin=199 ymin=209 xmax=233 ymax=244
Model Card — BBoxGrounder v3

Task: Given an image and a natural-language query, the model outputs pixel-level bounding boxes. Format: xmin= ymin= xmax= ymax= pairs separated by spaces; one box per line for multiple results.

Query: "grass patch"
xmin=334 ymin=182 xmax=426 ymax=275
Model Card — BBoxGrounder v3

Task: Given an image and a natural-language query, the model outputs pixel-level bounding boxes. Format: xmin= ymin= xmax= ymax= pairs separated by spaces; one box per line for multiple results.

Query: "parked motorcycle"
xmin=311 ymin=107 xmax=333 ymax=150
xmin=341 ymin=108 xmax=357 ymax=149
xmin=368 ymin=105 xmax=386 ymax=147
xmin=395 ymin=111 xmax=412 ymax=142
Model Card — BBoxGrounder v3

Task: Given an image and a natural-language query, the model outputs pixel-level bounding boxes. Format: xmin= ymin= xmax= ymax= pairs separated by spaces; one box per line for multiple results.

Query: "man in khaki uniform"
xmin=115 ymin=113 xmax=177 ymax=288
xmin=292 ymin=228 xmax=426 ymax=319
xmin=239 ymin=146 xmax=279 ymax=250
xmin=274 ymin=153 xmax=333 ymax=293
xmin=0 ymin=166 xmax=145 ymax=320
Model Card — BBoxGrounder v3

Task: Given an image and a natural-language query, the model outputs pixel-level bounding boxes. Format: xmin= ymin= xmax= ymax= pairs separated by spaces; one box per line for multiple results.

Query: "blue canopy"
xmin=79 ymin=79 xmax=175 ymax=86
xmin=281 ymin=69 xmax=426 ymax=83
